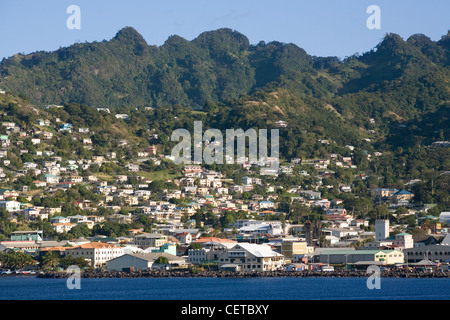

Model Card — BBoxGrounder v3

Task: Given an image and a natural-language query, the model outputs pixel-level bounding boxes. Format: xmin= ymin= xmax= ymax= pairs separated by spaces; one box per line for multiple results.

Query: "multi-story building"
xmin=217 ymin=243 xmax=285 ymax=272
xmin=0 ymin=200 xmax=21 ymax=212
xmin=188 ymin=238 xmax=237 ymax=264
xmin=392 ymin=233 xmax=414 ymax=249
xmin=133 ymin=233 xmax=168 ymax=249
xmin=404 ymin=235 xmax=450 ymax=263
xmin=65 ymin=242 xmax=124 ymax=267
xmin=281 ymin=241 xmax=309 ymax=259
xmin=318 ymin=249 xmax=404 ymax=265
xmin=52 ymin=222 xmax=76 ymax=233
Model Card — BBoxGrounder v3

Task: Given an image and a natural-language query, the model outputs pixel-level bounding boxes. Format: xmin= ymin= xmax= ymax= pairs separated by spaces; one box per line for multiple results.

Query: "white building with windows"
xmin=217 ymin=243 xmax=285 ymax=272
xmin=318 ymin=249 xmax=404 ymax=265
xmin=52 ymin=222 xmax=76 ymax=233
xmin=0 ymin=200 xmax=21 ymax=212
xmin=392 ymin=233 xmax=414 ymax=249
xmin=65 ymin=242 xmax=124 ymax=267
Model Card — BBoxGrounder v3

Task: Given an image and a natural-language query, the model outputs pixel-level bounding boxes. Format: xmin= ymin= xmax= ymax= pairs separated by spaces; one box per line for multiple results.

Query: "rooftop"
xmin=67 ymin=242 xmax=120 ymax=249
xmin=194 ymin=237 xmax=237 ymax=244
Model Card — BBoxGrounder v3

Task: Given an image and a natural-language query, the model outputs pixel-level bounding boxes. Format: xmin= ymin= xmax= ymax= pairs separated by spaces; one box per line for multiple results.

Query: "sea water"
xmin=0 ymin=276 xmax=449 ymax=300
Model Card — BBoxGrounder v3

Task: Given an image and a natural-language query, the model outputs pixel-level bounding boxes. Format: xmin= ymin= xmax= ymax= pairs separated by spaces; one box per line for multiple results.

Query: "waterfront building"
xmin=65 ymin=242 xmax=124 ymax=267
xmin=404 ymin=242 xmax=450 ymax=263
xmin=107 ymin=252 xmax=187 ymax=271
xmin=217 ymin=243 xmax=285 ymax=272
xmin=318 ymin=249 xmax=404 ymax=265
xmin=188 ymin=238 xmax=237 ymax=264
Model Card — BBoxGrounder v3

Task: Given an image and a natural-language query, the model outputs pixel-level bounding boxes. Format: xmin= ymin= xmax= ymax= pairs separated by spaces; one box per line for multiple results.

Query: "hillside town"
xmin=0 ymin=95 xmax=449 ymax=275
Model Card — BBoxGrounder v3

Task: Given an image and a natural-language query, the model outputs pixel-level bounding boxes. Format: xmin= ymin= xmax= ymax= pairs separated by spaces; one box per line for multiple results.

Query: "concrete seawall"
xmin=37 ymin=269 xmax=450 ymax=279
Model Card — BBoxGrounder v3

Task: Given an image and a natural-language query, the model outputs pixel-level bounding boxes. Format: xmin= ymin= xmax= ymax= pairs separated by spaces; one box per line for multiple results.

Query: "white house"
xmin=44 ymin=174 xmax=60 ymax=184
xmin=259 ymin=200 xmax=275 ymax=209
xmin=174 ymin=232 xmax=192 ymax=245
xmin=51 ymin=216 xmax=71 ymax=224
xmin=33 ymin=180 xmax=47 ymax=188
xmin=115 ymin=114 xmax=130 ymax=120
xmin=52 ymin=222 xmax=76 ymax=233
xmin=134 ymin=190 xmax=151 ymax=199
xmin=0 ymin=200 xmax=21 ymax=212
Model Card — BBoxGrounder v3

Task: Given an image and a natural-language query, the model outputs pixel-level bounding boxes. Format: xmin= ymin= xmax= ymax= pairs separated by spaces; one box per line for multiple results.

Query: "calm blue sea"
xmin=0 ymin=276 xmax=449 ymax=300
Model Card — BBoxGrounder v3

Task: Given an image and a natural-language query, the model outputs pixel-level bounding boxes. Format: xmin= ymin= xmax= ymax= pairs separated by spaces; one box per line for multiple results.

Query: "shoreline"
xmin=34 ymin=269 xmax=450 ymax=279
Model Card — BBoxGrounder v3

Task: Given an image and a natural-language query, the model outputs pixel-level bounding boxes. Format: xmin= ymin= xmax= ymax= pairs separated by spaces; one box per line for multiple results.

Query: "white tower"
xmin=375 ymin=219 xmax=389 ymax=242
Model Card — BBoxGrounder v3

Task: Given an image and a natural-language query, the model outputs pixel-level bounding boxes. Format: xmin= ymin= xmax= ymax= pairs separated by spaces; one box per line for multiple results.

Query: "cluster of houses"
xmin=370 ymin=188 xmax=415 ymax=206
xmin=1 ymin=215 xmax=449 ymax=272
xmin=0 ymin=104 xmax=448 ymax=273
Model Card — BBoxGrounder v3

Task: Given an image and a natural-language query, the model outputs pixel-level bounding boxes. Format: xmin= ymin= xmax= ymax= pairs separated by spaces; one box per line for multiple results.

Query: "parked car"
xmin=321 ymin=265 xmax=335 ymax=271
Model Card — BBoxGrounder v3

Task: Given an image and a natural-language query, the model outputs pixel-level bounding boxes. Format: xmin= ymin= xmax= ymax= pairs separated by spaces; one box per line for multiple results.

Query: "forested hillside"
xmin=0 ymin=27 xmax=448 ymax=199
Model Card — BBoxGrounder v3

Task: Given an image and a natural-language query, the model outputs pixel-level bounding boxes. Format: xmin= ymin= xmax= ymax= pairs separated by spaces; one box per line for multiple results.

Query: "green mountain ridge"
xmin=0 ymin=27 xmax=448 ymax=241
xmin=0 ymin=27 xmax=448 ymax=152
xmin=1 ymin=27 xmax=444 ymax=108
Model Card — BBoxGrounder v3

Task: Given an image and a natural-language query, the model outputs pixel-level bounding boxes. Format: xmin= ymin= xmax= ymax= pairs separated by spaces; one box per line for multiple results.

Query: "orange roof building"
xmin=194 ymin=237 xmax=237 ymax=244
xmin=64 ymin=242 xmax=124 ymax=267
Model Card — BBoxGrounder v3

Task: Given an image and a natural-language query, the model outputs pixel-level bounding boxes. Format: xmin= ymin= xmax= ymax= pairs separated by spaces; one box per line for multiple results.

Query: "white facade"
xmin=393 ymin=233 xmax=414 ymax=249
xmin=0 ymin=200 xmax=21 ymax=212
xmin=375 ymin=219 xmax=389 ymax=241
xmin=65 ymin=242 xmax=124 ymax=267
xmin=439 ymin=212 xmax=450 ymax=224
xmin=52 ymin=223 xmax=76 ymax=233
xmin=217 ymin=243 xmax=285 ymax=271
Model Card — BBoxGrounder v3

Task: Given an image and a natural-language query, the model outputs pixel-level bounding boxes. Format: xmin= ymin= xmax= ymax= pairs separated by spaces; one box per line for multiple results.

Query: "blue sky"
xmin=1 ymin=0 xmax=449 ymax=60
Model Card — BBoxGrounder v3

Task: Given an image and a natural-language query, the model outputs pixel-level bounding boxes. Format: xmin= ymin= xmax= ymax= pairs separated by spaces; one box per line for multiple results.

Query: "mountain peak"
xmin=378 ymin=33 xmax=406 ymax=48
xmin=193 ymin=28 xmax=250 ymax=52
xmin=113 ymin=26 xmax=148 ymax=55
xmin=437 ymin=30 xmax=450 ymax=50
xmin=113 ymin=27 xmax=146 ymax=44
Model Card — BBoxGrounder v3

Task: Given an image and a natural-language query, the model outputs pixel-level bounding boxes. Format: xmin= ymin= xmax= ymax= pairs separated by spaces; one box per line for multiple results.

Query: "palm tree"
xmin=40 ymin=252 xmax=60 ymax=271
xmin=2 ymin=251 xmax=34 ymax=270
